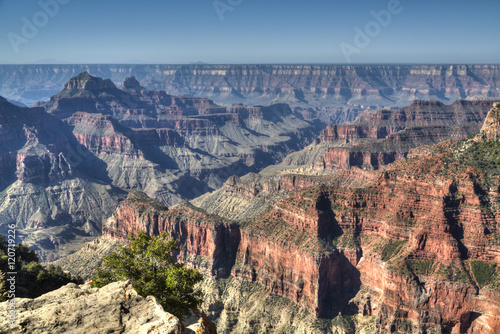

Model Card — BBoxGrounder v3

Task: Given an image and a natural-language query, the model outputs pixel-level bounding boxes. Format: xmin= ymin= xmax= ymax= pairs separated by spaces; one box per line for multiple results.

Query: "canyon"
xmin=1 ymin=64 xmax=499 ymax=123
xmin=83 ymin=103 xmax=500 ymax=333
xmin=0 ymin=72 xmax=319 ymax=261
xmin=35 ymin=72 xmax=320 ymax=205
xmin=2 ymin=67 xmax=500 ymax=332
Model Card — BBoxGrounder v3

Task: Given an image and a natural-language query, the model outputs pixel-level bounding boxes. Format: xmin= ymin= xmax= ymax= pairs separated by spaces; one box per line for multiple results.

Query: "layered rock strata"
xmin=0 ymin=96 xmax=125 ymax=260
xmin=33 ymin=73 xmax=320 ymax=206
xmin=283 ymin=99 xmax=498 ymax=171
xmin=99 ymin=104 xmax=500 ymax=333
xmin=0 ymin=71 xmax=321 ymax=260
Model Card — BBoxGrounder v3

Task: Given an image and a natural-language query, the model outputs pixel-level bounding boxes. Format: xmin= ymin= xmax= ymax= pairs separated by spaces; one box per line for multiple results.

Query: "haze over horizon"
xmin=0 ymin=0 xmax=499 ymax=65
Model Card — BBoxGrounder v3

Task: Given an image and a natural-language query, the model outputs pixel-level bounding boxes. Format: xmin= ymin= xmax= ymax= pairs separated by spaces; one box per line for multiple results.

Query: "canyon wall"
xmin=0 ymin=72 xmax=321 ymax=262
xmin=100 ymin=104 xmax=500 ymax=332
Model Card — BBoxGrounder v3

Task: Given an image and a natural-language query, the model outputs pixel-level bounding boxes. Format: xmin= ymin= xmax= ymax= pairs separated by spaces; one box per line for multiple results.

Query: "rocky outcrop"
xmin=66 ymin=112 xmax=140 ymax=156
xmin=476 ymin=102 xmax=500 ymax=142
xmin=0 ymin=280 xmax=183 ymax=334
xmin=16 ymin=151 xmax=73 ymax=183
xmin=64 ymin=71 xmax=116 ymax=91
xmin=122 ymin=76 xmax=144 ymax=91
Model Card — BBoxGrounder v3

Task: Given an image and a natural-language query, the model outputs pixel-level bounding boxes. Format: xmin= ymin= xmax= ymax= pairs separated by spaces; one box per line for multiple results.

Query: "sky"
xmin=0 ymin=0 xmax=499 ymax=64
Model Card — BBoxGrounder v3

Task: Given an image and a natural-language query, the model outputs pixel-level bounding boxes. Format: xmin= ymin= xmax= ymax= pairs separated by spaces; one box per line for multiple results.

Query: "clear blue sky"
xmin=0 ymin=0 xmax=499 ymax=64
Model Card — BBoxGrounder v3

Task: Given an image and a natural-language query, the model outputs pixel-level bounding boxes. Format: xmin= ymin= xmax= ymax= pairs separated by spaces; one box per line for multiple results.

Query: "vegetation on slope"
xmin=381 ymin=240 xmax=407 ymax=261
xmin=91 ymin=231 xmax=204 ymax=318
xmin=470 ymin=260 xmax=498 ymax=288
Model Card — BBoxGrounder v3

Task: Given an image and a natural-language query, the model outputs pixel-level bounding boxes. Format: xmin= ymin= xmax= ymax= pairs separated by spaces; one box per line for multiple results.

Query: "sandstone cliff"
xmin=92 ymin=104 xmax=500 ymax=333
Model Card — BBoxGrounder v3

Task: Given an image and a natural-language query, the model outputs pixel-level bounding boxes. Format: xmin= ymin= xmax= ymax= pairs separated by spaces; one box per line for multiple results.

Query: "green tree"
xmin=91 ymin=232 xmax=203 ymax=317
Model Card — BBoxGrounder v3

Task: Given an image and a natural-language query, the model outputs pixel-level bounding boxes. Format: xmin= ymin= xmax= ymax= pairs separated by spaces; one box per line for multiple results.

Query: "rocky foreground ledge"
xmin=0 ymin=280 xmax=215 ymax=334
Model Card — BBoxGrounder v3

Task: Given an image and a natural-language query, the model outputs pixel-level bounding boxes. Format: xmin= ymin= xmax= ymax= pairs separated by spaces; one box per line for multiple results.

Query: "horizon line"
xmin=1 ymin=62 xmax=500 ymax=66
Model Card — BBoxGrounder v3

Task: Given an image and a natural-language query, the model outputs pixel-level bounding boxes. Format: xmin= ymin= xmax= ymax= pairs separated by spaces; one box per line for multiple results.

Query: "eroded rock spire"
xmin=476 ymin=102 xmax=500 ymax=141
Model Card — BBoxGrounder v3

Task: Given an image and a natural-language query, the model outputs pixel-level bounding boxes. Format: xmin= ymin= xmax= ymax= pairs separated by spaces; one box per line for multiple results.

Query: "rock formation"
xmin=90 ymin=103 xmax=500 ymax=333
xmin=0 ymin=96 xmax=125 ymax=261
xmin=476 ymin=102 xmax=500 ymax=142
xmin=282 ymin=99 xmax=497 ymax=171
xmin=0 ymin=71 xmax=320 ymax=260
xmin=34 ymin=73 xmax=320 ymax=206
xmin=0 ymin=279 xmax=217 ymax=334
xmin=3 ymin=68 xmax=500 ymax=331
xmin=0 ymin=280 xmax=183 ymax=334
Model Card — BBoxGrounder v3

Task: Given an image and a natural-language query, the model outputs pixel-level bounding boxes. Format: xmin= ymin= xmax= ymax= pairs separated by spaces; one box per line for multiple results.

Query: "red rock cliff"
xmin=101 ymin=103 xmax=500 ymax=333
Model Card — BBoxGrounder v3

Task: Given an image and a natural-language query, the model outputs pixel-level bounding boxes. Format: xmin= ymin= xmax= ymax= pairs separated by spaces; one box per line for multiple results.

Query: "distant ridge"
xmin=1 ymin=64 xmax=499 ymax=123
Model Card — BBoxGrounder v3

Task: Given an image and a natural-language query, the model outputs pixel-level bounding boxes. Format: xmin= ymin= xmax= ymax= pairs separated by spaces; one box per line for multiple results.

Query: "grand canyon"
xmin=4 ymin=0 xmax=500 ymax=332
xmin=0 ymin=62 xmax=499 ymax=333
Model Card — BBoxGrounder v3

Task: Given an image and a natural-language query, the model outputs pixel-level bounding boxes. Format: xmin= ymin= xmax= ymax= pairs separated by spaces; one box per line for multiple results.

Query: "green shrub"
xmin=437 ymin=262 xmax=473 ymax=284
xmin=470 ymin=260 xmax=497 ymax=287
xmin=382 ymin=240 xmax=407 ymax=261
xmin=91 ymin=231 xmax=203 ymax=317
xmin=406 ymin=259 xmax=435 ymax=276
